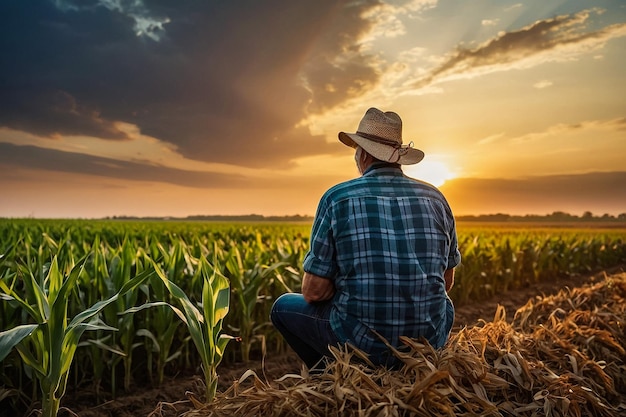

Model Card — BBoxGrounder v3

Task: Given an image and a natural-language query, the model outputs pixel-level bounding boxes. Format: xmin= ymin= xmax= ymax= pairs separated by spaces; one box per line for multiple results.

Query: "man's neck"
xmin=362 ymin=160 xmax=401 ymax=175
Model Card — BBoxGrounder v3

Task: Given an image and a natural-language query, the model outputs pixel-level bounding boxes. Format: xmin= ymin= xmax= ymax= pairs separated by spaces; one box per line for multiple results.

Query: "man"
xmin=271 ymin=107 xmax=461 ymax=369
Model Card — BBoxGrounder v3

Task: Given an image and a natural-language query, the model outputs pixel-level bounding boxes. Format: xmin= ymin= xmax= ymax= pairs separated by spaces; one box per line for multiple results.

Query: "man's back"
xmin=304 ymin=162 xmax=460 ymax=354
xmin=271 ymin=107 xmax=460 ymax=370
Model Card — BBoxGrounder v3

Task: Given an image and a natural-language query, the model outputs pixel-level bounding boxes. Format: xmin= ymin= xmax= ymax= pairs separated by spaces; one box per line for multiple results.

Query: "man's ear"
xmin=362 ymin=150 xmax=373 ymax=165
xmin=359 ymin=148 xmax=368 ymax=164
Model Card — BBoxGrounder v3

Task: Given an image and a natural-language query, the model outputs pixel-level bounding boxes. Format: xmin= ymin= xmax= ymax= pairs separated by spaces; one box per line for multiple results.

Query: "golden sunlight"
xmin=403 ymin=160 xmax=456 ymax=187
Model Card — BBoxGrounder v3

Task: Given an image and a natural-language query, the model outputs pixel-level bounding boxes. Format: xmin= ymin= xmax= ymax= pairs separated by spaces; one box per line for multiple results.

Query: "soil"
xmin=38 ymin=266 xmax=626 ymax=417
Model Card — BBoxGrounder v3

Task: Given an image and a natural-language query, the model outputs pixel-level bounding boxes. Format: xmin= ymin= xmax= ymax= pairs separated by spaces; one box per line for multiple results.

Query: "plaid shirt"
xmin=303 ymin=162 xmax=461 ymax=354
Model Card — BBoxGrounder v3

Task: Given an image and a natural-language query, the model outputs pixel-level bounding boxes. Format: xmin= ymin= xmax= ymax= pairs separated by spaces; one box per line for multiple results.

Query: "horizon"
xmin=4 ymin=209 xmax=626 ymax=221
xmin=1 ymin=1 xmax=625 ymax=219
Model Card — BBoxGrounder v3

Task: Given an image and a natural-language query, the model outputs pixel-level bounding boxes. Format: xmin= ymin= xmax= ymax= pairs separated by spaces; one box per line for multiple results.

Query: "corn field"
xmin=0 ymin=219 xmax=625 ymax=416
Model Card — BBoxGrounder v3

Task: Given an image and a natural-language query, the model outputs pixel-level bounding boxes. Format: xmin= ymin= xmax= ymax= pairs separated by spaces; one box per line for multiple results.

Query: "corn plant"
xmin=131 ymin=256 xmax=232 ymax=403
xmin=138 ymin=243 xmax=183 ymax=385
xmin=224 ymin=246 xmax=286 ymax=363
xmin=0 ymin=255 xmax=155 ymax=417
xmin=102 ymin=240 xmax=150 ymax=394
xmin=141 ymin=239 xmax=198 ymax=384
xmin=75 ymin=236 xmax=110 ymax=398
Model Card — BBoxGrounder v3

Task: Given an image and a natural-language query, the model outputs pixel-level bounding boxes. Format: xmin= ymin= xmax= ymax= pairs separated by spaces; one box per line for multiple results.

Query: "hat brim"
xmin=339 ymin=132 xmax=424 ymax=165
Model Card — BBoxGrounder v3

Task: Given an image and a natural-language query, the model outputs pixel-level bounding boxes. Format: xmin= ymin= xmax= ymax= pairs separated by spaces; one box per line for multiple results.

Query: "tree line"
xmin=102 ymin=211 xmax=626 ymax=223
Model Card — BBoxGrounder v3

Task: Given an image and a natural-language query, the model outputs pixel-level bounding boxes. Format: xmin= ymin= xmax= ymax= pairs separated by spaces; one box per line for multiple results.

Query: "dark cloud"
xmin=298 ymin=1 xmax=382 ymax=113
xmin=414 ymin=9 xmax=626 ymax=88
xmin=0 ymin=1 xmax=136 ymax=139
xmin=0 ymin=0 xmax=378 ymax=168
xmin=0 ymin=142 xmax=251 ymax=189
xmin=441 ymin=172 xmax=626 ymax=215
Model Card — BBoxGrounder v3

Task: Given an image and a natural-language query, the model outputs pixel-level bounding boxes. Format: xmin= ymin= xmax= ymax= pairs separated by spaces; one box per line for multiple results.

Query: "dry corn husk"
xmin=187 ymin=273 xmax=626 ymax=416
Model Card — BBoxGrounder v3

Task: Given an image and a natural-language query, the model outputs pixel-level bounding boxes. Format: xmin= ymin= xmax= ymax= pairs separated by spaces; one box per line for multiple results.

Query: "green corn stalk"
xmin=224 ymin=246 xmax=285 ymax=363
xmin=76 ymin=235 xmax=110 ymax=398
xmin=104 ymin=240 xmax=148 ymax=393
xmin=0 ymin=242 xmax=17 ymax=329
xmin=139 ymin=256 xmax=232 ymax=403
xmin=0 ymin=255 xmax=155 ymax=417
xmin=450 ymin=234 xmax=486 ymax=305
xmin=139 ymin=274 xmax=181 ymax=385
xmin=140 ymin=239 xmax=197 ymax=384
xmin=77 ymin=236 xmax=139 ymax=397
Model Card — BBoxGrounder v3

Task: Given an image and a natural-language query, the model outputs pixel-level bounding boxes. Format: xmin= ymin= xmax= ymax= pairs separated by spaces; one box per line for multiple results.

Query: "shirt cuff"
xmin=448 ymin=248 xmax=462 ymax=269
xmin=303 ymin=252 xmax=337 ymax=279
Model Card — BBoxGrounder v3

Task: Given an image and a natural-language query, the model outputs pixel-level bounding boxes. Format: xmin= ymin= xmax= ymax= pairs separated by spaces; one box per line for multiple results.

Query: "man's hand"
xmin=444 ymin=268 xmax=455 ymax=292
xmin=302 ymin=272 xmax=335 ymax=303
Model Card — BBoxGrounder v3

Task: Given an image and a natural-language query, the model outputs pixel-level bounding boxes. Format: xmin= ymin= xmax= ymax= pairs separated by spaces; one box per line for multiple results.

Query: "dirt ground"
xmin=50 ymin=266 xmax=622 ymax=417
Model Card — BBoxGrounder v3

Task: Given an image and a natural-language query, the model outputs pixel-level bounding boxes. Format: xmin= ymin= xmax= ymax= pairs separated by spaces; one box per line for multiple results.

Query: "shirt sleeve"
xmin=302 ymin=195 xmax=338 ymax=279
xmin=447 ymin=217 xmax=462 ymax=269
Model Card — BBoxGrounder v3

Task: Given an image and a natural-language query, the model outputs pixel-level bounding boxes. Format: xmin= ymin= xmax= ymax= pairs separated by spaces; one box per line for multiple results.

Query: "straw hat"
xmin=339 ymin=107 xmax=424 ymax=165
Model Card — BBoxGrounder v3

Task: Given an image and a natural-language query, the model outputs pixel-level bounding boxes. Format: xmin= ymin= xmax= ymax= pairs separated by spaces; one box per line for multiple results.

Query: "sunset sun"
xmin=404 ymin=160 xmax=457 ymax=187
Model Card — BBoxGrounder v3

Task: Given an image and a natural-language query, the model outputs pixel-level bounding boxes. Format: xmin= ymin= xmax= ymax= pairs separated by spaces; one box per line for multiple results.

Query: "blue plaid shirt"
xmin=303 ymin=162 xmax=461 ymax=354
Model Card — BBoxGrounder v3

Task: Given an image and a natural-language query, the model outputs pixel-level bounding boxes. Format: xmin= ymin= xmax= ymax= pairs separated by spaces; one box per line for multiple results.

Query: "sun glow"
xmin=403 ymin=159 xmax=456 ymax=187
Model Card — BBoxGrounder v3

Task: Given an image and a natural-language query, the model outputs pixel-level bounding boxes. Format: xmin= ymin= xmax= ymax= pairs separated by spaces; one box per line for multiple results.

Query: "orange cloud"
xmin=412 ymin=9 xmax=626 ymax=88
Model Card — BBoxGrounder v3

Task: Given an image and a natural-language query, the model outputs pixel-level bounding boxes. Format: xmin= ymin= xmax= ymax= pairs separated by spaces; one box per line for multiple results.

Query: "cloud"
xmin=471 ymin=117 xmax=624 ymax=147
xmin=412 ymin=8 xmax=626 ymax=88
xmin=476 ymin=132 xmax=505 ymax=146
xmin=359 ymin=0 xmax=437 ymax=41
xmin=0 ymin=142 xmax=252 ymax=189
xmin=481 ymin=19 xmax=499 ymax=27
xmin=53 ymin=0 xmax=170 ymax=40
xmin=533 ymin=80 xmax=553 ymax=89
xmin=2 ymin=1 xmax=621 ymax=178
xmin=0 ymin=90 xmax=132 ymax=140
xmin=510 ymin=117 xmax=626 ymax=144
xmin=504 ymin=4 xmax=523 ymax=12
xmin=296 ymin=1 xmax=389 ymax=114
xmin=0 ymin=0 xmax=375 ymax=168
xmin=0 ymin=141 xmax=353 ymax=194
xmin=441 ymin=171 xmax=626 ymax=215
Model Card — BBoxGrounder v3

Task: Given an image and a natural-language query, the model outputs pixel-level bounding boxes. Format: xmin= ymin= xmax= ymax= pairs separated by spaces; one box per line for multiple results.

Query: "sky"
xmin=1 ymin=0 xmax=625 ymax=219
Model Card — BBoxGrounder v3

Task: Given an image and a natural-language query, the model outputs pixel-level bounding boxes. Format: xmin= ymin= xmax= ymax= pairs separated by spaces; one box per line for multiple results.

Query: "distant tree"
xmin=488 ymin=213 xmax=511 ymax=221
xmin=582 ymin=211 xmax=594 ymax=221
xmin=548 ymin=211 xmax=574 ymax=221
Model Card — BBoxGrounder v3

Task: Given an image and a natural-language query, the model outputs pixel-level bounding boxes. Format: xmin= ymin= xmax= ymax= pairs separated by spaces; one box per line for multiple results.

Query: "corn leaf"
xmin=83 ymin=338 xmax=126 ymax=357
xmin=67 ymin=266 xmax=155 ymax=329
xmin=0 ymin=324 xmax=38 ymax=362
xmin=0 ymin=283 xmax=40 ymax=321
xmin=123 ymin=302 xmax=187 ymax=325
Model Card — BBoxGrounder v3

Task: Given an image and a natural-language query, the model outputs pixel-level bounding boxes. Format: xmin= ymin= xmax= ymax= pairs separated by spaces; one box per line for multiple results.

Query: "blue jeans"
xmin=270 ymin=293 xmax=341 ymax=369
xmin=270 ymin=293 xmax=455 ymax=369
xmin=434 ymin=296 xmax=455 ymax=348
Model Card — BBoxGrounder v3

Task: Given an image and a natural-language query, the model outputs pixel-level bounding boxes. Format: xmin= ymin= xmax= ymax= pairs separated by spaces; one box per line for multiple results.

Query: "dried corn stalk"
xmin=187 ymin=273 xmax=626 ymax=417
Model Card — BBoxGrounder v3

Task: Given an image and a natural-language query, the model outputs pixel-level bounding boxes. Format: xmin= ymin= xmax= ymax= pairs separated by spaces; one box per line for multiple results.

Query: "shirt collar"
xmin=363 ymin=161 xmax=403 ymax=176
